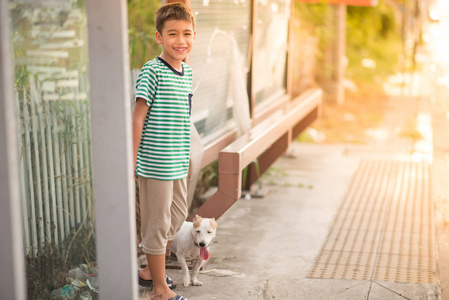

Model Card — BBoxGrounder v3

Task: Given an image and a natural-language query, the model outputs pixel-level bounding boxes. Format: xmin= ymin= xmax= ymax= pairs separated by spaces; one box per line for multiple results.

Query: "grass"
xmin=26 ymin=228 xmax=97 ymax=300
xmin=345 ymin=33 xmax=403 ymax=83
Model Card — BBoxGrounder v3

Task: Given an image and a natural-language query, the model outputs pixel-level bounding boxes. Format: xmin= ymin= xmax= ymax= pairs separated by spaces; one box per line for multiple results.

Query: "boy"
xmin=132 ymin=3 xmax=195 ymax=300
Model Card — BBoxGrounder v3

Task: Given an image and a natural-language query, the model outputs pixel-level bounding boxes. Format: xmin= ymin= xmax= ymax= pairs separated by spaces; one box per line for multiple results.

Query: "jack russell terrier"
xmin=169 ymin=215 xmax=218 ymax=287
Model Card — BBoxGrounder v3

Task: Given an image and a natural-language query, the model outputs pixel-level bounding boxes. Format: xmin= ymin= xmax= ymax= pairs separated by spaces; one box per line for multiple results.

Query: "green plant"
xmin=242 ymin=158 xmax=261 ymax=190
xmin=346 ymin=0 xmax=402 ymax=82
xmin=294 ymin=2 xmax=333 ymax=62
xmin=294 ymin=0 xmax=402 ymax=84
xmin=293 ymin=2 xmax=333 ymax=85
xmin=128 ymin=0 xmax=161 ymax=68
xmin=190 ymin=161 xmax=219 ymax=212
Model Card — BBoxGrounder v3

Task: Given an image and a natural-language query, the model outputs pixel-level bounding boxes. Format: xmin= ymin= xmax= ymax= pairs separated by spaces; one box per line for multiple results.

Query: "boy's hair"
xmin=155 ymin=2 xmax=196 ymax=34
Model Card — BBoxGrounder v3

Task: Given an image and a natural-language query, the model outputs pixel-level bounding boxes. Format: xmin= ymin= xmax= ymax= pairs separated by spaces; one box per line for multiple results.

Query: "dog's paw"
xmin=192 ymin=276 xmax=203 ymax=286
xmin=192 ymin=279 xmax=203 ymax=286
xmin=182 ymin=276 xmax=191 ymax=287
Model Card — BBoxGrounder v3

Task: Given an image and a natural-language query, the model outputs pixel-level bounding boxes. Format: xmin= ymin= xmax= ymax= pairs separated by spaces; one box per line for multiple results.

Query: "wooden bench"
xmin=190 ymin=88 xmax=322 ymax=220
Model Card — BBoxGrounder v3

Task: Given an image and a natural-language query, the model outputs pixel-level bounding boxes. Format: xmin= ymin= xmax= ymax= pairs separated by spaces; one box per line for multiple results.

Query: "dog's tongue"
xmin=200 ymin=246 xmax=210 ymax=260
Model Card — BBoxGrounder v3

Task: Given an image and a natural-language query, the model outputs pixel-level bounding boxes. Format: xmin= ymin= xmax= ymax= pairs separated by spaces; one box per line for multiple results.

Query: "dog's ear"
xmin=210 ymin=218 xmax=218 ymax=230
xmin=193 ymin=215 xmax=202 ymax=228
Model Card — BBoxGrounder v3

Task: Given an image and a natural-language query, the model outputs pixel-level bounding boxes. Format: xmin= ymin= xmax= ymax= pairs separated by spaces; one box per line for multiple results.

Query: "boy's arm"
xmin=132 ymin=98 xmax=149 ymax=170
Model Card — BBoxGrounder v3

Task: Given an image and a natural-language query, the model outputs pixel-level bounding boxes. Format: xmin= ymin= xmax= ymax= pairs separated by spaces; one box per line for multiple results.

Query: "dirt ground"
xmin=304 ymin=82 xmax=390 ymax=144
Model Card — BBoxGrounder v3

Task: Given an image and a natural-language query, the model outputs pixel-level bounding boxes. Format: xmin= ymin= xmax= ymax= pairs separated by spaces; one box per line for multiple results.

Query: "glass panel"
xmin=10 ymin=0 xmax=98 ymax=299
xmin=190 ymin=0 xmax=252 ymax=142
xmin=253 ymin=0 xmax=289 ymax=110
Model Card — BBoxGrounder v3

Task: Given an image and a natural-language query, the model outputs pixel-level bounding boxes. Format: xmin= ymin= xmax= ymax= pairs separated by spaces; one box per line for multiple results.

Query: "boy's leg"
xmin=139 ymin=242 xmax=173 ymax=281
xmin=138 ymin=177 xmax=176 ymax=299
xmin=147 ymin=254 xmax=176 ymax=299
xmin=167 ymin=177 xmax=189 ymax=241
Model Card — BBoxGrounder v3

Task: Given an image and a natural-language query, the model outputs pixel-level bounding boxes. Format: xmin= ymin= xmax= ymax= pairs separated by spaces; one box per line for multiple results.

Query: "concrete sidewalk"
xmin=139 ymin=142 xmax=442 ymax=299
xmin=179 ymin=143 xmax=361 ymax=300
xmin=138 ymin=142 xmax=361 ymax=299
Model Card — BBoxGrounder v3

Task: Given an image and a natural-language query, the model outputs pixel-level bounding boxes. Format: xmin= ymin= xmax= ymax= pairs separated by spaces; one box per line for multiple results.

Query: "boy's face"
xmin=156 ymin=19 xmax=195 ymax=67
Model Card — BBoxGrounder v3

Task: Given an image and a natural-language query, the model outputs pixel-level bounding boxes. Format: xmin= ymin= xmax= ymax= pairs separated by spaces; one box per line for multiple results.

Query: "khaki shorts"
xmin=138 ymin=176 xmax=188 ymax=255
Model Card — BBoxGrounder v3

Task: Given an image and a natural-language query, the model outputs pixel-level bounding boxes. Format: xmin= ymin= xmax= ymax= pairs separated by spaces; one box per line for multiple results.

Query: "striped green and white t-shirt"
xmin=135 ymin=57 xmax=192 ymax=180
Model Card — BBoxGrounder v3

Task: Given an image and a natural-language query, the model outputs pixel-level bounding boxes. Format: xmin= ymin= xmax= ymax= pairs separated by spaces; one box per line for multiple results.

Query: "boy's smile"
xmin=156 ymin=20 xmax=195 ymax=71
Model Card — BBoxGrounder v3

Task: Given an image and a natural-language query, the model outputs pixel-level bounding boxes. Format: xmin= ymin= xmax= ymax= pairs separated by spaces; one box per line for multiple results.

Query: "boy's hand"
xmin=132 ymin=98 xmax=149 ymax=170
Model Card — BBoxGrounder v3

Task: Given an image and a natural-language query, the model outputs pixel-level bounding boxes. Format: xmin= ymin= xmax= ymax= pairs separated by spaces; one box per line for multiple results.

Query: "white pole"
xmin=0 ymin=0 xmax=27 ymax=294
xmin=86 ymin=0 xmax=138 ymax=298
xmin=82 ymin=75 xmax=93 ymax=222
xmin=45 ymin=100 xmax=59 ymax=246
xmin=60 ymin=108 xmax=72 ymax=235
xmin=52 ymin=103 xmax=66 ymax=242
xmin=15 ymin=92 xmax=31 ymax=254
xmin=61 ymin=103 xmax=76 ymax=231
xmin=70 ymin=101 xmax=81 ymax=225
xmin=35 ymin=81 xmax=52 ymax=244
xmin=29 ymin=77 xmax=45 ymax=250
xmin=76 ymin=99 xmax=87 ymax=223
xmin=23 ymin=88 xmax=39 ymax=256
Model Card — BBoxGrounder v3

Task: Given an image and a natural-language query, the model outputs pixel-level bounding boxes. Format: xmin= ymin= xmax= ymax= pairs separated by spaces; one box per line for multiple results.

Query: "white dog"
xmin=169 ymin=215 xmax=218 ymax=287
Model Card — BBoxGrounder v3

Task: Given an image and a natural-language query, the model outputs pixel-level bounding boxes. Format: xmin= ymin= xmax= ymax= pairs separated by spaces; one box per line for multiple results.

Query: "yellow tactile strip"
xmin=309 ymin=159 xmax=435 ymax=284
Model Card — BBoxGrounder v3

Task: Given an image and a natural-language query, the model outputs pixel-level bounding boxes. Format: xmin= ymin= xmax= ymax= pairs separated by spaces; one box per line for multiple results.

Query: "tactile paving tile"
xmin=309 ymin=159 xmax=435 ymax=284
